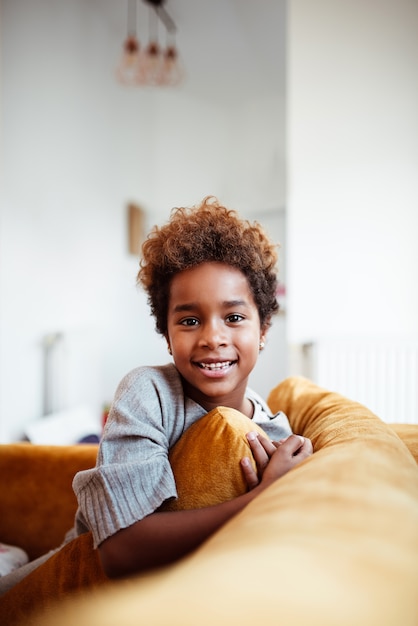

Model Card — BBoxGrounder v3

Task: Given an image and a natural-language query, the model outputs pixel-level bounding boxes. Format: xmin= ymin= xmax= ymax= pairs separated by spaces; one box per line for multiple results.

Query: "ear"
xmin=258 ymin=325 xmax=269 ymax=352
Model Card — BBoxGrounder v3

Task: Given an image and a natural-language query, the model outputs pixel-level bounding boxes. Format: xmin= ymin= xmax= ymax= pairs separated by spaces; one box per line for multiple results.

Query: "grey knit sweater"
xmin=73 ymin=364 xmax=291 ymax=547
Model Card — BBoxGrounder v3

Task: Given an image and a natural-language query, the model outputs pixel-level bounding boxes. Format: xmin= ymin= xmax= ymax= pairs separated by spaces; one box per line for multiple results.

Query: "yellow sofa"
xmin=1 ymin=376 xmax=418 ymax=626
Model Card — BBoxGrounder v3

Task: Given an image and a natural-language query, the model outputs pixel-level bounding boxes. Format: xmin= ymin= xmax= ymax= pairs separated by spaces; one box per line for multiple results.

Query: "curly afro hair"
xmin=137 ymin=196 xmax=280 ymax=336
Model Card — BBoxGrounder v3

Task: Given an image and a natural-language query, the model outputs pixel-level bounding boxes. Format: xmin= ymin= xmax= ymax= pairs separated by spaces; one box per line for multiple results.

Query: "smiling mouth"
xmin=197 ymin=361 xmax=236 ymax=371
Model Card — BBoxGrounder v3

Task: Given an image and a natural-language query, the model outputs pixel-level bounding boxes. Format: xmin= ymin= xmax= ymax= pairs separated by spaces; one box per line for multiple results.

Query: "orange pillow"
xmin=162 ymin=405 xmax=269 ymax=510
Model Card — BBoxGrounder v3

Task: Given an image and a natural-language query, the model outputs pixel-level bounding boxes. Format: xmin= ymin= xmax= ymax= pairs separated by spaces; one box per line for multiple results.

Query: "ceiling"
xmin=105 ymin=0 xmax=286 ymax=101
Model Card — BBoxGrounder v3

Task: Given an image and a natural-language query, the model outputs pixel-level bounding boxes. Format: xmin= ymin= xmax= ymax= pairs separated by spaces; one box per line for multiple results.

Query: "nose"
xmin=198 ymin=319 xmax=228 ymax=349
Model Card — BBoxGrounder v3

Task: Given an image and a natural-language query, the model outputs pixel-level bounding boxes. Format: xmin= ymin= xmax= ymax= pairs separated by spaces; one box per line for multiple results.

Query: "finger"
xmin=278 ymin=434 xmax=306 ymax=457
xmin=246 ymin=431 xmax=277 ymax=473
xmin=274 ymin=437 xmax=290 ymax=447
xmin=257 ymin=434 xmax=278 ymax=455
xmin=240 ymin=457 xmax=259 ymax=490
xmin=298 ymin=437 xmax=314 ymax=457
xmin=246 ymin=432 xmax=269 ymax=471
xmin=246 ymin=431 xmax=276 ymax=456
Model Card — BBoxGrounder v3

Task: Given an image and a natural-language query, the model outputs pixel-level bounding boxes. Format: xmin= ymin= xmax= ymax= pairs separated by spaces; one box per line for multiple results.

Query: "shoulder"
xmin=115 ymin=363 xmax=183 ymax=400
xmin=104 ymin=364 xmax=190 ymax=443
xmin=111 ymin=364 xmax=190 ymax=434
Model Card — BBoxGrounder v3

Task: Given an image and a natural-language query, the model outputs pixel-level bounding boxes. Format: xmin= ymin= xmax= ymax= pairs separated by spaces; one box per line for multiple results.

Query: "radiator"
xmin=310 ymin=339 xmax=418 ymax=424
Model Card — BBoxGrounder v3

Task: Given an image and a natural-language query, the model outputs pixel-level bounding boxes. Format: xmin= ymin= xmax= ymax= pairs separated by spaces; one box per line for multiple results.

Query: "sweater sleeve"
xmin=72 ymin=367 xmax=181 ymax=548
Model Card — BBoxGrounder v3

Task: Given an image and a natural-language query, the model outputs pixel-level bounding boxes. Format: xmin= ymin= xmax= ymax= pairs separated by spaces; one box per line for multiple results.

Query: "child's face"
xmin=166 ymin=261 xmax=267 ymax=414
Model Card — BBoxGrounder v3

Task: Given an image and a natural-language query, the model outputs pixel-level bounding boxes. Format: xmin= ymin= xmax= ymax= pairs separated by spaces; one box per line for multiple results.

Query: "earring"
xmin=259 ymin=341 xmax=265 ymax=351
xmin=167 ymin=344 xmax=172 ymax=356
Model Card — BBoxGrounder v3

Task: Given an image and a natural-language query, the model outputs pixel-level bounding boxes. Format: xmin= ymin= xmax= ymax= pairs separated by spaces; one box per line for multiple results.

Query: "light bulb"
xmin=138 ymin=41 xmax=163 ymax=86
xmin=116 ymin=36 xmax=141 ymax=86
xmin=158 ymin=45 xmax=184 ymax=86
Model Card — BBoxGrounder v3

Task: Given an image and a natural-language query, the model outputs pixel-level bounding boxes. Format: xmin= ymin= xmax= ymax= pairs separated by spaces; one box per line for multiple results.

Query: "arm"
xmin=99 ymin=434 xmax=312 ymax=578
xmin=99 ymin=482 xmax=262 ymax=578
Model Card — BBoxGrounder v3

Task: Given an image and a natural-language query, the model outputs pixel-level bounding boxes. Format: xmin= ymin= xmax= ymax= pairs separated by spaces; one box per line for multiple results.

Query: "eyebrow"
xmin=172 ymin=300 xmax=249 ymax=313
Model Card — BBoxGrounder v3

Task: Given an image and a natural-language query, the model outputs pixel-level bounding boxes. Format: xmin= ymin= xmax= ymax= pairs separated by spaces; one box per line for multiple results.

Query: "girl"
xmin=73 ymin=196 xmax=313 ymax=578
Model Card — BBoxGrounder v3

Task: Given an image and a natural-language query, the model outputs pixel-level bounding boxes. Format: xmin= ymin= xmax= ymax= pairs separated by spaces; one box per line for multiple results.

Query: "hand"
xmin=241 ymin=432 xmax=313 ymax=490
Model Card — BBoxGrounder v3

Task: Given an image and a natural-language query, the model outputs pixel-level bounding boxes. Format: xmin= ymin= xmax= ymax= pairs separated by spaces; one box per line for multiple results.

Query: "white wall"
xmin=248 ymin=208 xmax=287 ymax=397
xmin=287 ymin=0 xmax=418 ymax=346
xmin=0 ymin=0 xmax=286 ymax=441
xmin=0 ymin=0 xmax=158 ymax=441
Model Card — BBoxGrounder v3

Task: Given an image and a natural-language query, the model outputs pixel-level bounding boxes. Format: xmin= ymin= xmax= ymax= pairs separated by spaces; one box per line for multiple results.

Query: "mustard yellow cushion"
xmin=162 ymin=406 xmax=269 ymax=510
xmin=34 ymin=377 xmax=418 ymax=626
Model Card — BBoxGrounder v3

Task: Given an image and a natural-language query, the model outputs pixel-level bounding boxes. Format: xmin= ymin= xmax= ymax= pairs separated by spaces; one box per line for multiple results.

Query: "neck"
xmin=181 ymin=379 xmax=253 ymax=418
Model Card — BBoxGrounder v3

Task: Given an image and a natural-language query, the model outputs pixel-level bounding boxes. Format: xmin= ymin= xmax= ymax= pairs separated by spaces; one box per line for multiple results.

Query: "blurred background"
xmin=0 ymin=0 xmax=417 ymax=442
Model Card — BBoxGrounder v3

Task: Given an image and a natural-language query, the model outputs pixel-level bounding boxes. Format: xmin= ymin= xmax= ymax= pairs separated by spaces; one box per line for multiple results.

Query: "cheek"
xmin=170 ymin=332 xmax=191 ymax=355
xmin=241 ymin=331 xmax=262 ymax=356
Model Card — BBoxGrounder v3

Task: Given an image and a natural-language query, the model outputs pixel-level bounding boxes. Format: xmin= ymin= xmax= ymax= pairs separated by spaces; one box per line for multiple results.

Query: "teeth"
xmin=199 ymin=361 xmax=232 ymax=371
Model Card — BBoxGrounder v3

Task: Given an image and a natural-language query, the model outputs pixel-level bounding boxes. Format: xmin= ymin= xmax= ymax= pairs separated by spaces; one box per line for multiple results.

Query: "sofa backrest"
xmin=0 ymin=443 xmax=98 ymax=559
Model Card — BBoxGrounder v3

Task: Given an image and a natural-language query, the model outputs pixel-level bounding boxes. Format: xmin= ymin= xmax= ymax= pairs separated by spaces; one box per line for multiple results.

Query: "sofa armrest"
xmin=389 ymin=423 xmax=418 ymax=464
xmin=268 ymin=376 xmax=418 ymax=464
xmin=0 ymin=443 xmax=98 ymax=559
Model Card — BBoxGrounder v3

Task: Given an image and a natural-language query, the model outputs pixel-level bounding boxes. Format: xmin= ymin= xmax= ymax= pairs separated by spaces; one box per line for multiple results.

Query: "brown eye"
xmin=226 ymin=314 xmax=244 ymax=323
xmin=180 ymin=318 xmax=199 ymax=326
